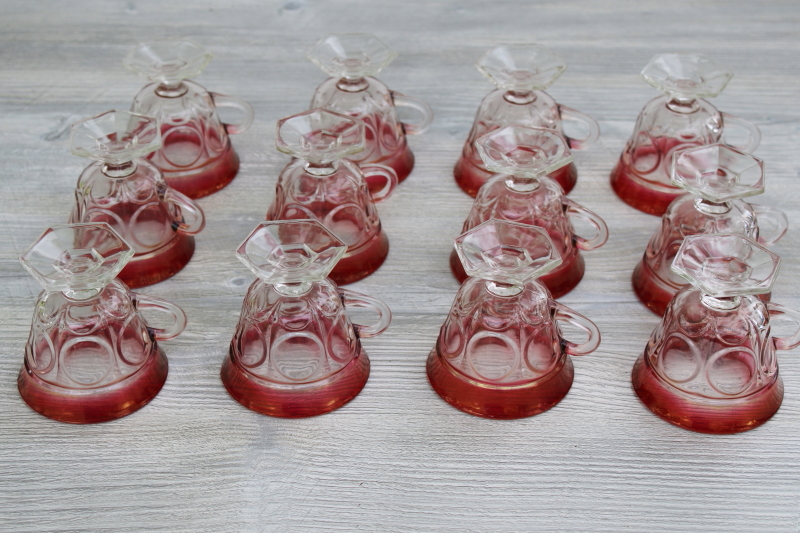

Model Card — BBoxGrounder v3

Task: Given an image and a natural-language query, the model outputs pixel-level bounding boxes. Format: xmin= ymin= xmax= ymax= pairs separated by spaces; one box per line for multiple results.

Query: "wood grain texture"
xmin=1 ymin=1 xmax=800 ymax=531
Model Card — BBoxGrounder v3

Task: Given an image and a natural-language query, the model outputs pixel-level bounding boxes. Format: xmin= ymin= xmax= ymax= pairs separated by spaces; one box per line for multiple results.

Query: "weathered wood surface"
xmin=1 ymin=1 xmax=800 ymax=531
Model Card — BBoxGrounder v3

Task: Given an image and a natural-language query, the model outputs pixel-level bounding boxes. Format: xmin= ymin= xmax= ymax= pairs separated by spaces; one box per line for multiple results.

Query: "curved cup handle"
xmin=553 ymin=301 xmax=601 ymax=356
xmin=361 ymin=164 xmax=398 ymax=203
xmin=564 ymin=198 xmax=609 ymax=251
xmin=164 ymin=188 xmax=206 ymax=235
xmin=558 ymin=104 xmax=600 ymax=150
xmin=339 ymin=288 xmax=392 ymax=339
xmin=391 ymin=91 xmax=433 ymax=136
xmin=211 ymin=92 xmax=255 ymax=135
xmin=135 ymin=293 xmax=187 ymax=341
xmin=750 ymin=203 xmax=788 ymax=246
xmin=720 ymin=112 xmax=761 ymax=153
xmin=767 ymin=302 xmax=800 ymax=351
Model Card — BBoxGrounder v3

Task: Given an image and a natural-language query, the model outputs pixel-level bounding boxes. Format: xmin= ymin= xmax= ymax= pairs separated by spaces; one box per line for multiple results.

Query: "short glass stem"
xmin=305 ymin=161 xmax=337 ymax=176
xmin=666 ymin=96 xmax=700 ymax=113
xmin=701 ymin=293 xmax=742 ymax=310
xmin=63 ymin=288 xmax=101 ymax=301
xmin=155 ymin=82 xmax=189 ymax=98
xmin=336 ymin=77 xmax=370 ymax=92
xmin=503 ymin=90 xmax=537 ymax=105
xmin=505 ymin=175 xmax=541 ymax=192
xmin=274 ymin=282 xmax=312 ymax=297
xmin=694 ymin=197 xmax=732 ymax=214
xmin=102 ymin=161 xmax=137 ymax=178
xmin=486 ymin=280 xmax=523 ymax=297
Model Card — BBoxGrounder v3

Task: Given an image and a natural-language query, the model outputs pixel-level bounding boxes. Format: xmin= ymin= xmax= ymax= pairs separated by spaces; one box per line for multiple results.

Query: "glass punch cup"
xmin=221 ymin=220 xmax=391 ymax=418
xmin=428 ymin=219 xmax=601 ymax=419
xmin=18 ymin=223 xmax=187 ymax=423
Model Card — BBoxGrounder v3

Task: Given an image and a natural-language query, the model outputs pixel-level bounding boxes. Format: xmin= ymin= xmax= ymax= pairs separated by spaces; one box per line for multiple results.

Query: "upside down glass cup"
xmin=454 ymin=44 xmax=600 ymax=197
xmin=125 ymin=40 xmax=254 ymax=198
xmin=266 ymin=109 xmax=397 ymax=285
xmin=632 ymin=144 xmax=787 ymax=315
xmin=632 ymin=233 xmax=800 ymax=433
xmin=68 ymin=110 xmax=206 ymax=288
xmin=221 ymin=220 xmax=391 ymax=418
xmin=18 ymin=223 xmax=187 ymax=424
xmin=429 ymin=219 xmax=601 ymax=419
xmin=307 ymin=33 xmax=433 ymax=186
xmin=450 ymin=126 xmax=608 ymax=298
xmin=610 ymin=54 xmax=761 ymax=215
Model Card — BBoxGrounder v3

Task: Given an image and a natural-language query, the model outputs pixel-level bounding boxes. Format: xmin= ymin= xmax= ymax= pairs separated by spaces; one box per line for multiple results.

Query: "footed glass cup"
xmin=69 ymin=110 xmax=205 ymax=288
xmin=266 ymin=109 xmax=397 ymax=284
xmin=221 ymin=220 xmax=391 ymax=418
xmin=610 ymin=54 xmax=761 ymax=215
xmin=451 ymin=126 xmax=608 ymax=298
xmin=632 ymin=233 xmax=800 ymax=434
xmin=428 ymin=219 xmax=601 ymax=419
xmin=454 ymin=44 xmax=600 ymax=196
xmin=18 ymin=223 xmax=186 ymax=424
xmin=125 ymin=40 xmax=254 ymax=198
xmin=308 ymin=33 xmax=433 ymax=185
xmin=633 ymin=144 xmax=787 ymax=315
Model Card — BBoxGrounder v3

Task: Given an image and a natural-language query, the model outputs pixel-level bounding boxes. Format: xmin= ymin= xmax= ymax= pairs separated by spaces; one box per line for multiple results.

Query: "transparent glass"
xmin=450 ymin=126 xmax=608 ymax=298
xmin=221 ymin=220 xmax=391 ymax=418
xmin=632 ymin=145 xmax=786 ymax=315
xmin=454 ymin=44 xmax=600 ymax=197
xmin=266 ymin=109 xmax=397 ymax=285
xmin=428 ymin=219 xmax=601 ymax=419
xmin=632 ymin=233 xmax=797 ymax=434
xmin=610 ymin=54 xmax=761 ymax=215
xmin=68 ymin=110 xmax=205 ymax=288
xmin=18 ymin=223 xmax=186 ymax=424
xmin=308 ymin=33 xmax=433 ymax=185
xmin=125 ymin=40 xmax=254 ymax=199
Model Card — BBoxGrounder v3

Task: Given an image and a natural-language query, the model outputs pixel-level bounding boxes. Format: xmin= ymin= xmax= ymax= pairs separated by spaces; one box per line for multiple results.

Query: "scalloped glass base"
xmin=449 ymin=247 xmax=585 ymax=298
xmin=632 ymin=259 xmax=771 ymax=316
xmin=221 ymin=347 xmax=370 ymax=418
xmin=330 ymin=229 xmax=389 ymax=285
xmin=118 ymin=233 xmax=195 ymax=289
xmin=631 ymin=354 xmax=783 ymax=434
xmin=453 ymin=155 xmax=577 ymax=197
xmin=426 ymin=346 xmax=574 ymax=419
xmin=155 ymin=138 xmax=240 ymax=199
xmin=18 ymin=347 xmax=168 ymax=424
xmin=609 ymin=156 xmax=683 ymax=216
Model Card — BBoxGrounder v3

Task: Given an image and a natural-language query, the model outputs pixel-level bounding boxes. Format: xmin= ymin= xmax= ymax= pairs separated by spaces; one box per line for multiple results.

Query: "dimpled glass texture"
xmin=429 ymin=219 xmax=601 ymax=419
xmin=632 ymin=233 xmax=798 ymax=434
xmin=222 ymin=220 xmax=392 ymax=418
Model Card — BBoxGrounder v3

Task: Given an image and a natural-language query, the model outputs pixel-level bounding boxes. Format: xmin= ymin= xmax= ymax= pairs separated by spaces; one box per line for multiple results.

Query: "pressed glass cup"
xmin=18 ymin=223 xmax=186 ymax=423
xmin=632 ymin=233 xmax=800 ymax=433
xmin=125 ymin=40 xmax=254 ymax=198
xmin=266 ymin=109 xmax=397 ymax=284
xmin=610 ymin=54 xmax=761 ymax=215
xmin=451 ymin=125 xmax=608 ymax=298
xmin=454 ymin=44 xmax=600 ymax=197
xmin=632 ymin=144 xmax=787 ymax=315
xmin=221 ymin=220 xmax=391 ymax=418
xmin=307 ymin=33 xmax=433 ymax=186
xmin=68 ymin=110 xmax=205 ymax=288
xmin=429 ymin=219 xmax=601 ymax=419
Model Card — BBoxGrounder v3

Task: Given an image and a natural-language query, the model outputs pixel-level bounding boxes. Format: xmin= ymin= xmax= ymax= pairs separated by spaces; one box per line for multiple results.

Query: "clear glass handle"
xmin=391 ymin=91 xmax=433 ymax=136
xmin=134 ymin=293 xmax=187 ymax=341
xmin=361 ymin=164 xmax=398 ymax=203
xmin=339 ymin=288 xmax=392 ymax=338
xmin=721 ymin=112 xmax=761 ymax=153
xmin=211 ymin=92 xmax=254 ymax=135
xmin=163 ymin=188 xmax=206 ymax=235
xmin=750 ymin=203 xmax=788 ymax=246
xmin=768 ymin=302 xmax=800 ymax=351
xmin=564 ymin=198 xmax=609 ymax=251
xmin=558 ymin=104 xmax=600 ymax=150
xmin=553 ymin=301 xmax=601 ymax=356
